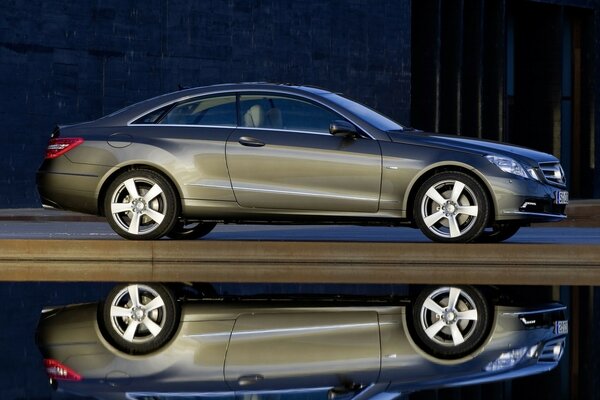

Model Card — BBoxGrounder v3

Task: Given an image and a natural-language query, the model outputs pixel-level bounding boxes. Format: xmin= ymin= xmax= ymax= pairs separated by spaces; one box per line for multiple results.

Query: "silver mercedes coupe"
xmin=37 ymin=83 xmax=568 ymax=242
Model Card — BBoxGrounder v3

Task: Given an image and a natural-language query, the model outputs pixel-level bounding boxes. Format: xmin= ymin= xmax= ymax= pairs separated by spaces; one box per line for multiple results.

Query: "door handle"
xmin=237 ymin=374 xmax=264 ymax=386
xmin=239 ymin=136 xmax=265 ymax=147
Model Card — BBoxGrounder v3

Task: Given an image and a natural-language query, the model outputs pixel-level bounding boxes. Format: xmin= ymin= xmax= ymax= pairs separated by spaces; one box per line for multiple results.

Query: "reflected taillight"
xmin=45 ymin=137 xmax=84 ymax=159
xmin=43 ymin=358 xmax=82 ymax=381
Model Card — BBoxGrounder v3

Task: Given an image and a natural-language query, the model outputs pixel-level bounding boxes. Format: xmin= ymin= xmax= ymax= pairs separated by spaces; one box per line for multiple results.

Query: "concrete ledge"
xmin=1 ymin=240 xmax=599 ymax=285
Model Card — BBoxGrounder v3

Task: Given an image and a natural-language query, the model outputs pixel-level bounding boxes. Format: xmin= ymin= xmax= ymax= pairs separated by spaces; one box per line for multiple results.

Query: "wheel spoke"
xmin=144 ymin=296 xmax=165 ymax=312
xmin=128 ymin=213 xmax=142 ymax=235
xmin=457 ymin=205 xmax=478 ymax=217
xmin=128 ymin=285 xmax=140 ymax=307
xmin=144 ymin=208 xmax=165 ymax=225
xmin=448 ymin=215 xmax=461 ymax=238
xmin=423 ymin=297 xmax=445 ymax=315
xmin=425 ymin=319 xmax=446 ymax=339
xmin=450 ymin=181 xmax=465 ymax=203
xmin=111 ymin=202 xmax=131 ymax=214
xmin=143 ymin=184 xmax=163 ymax=203
xmin=424 ymin=210 xmax=445 ymax=228
xmin=123 ymin=178 xmax=140 ymax=198
xmin=425 ymin=187 xmax=447 ymax=206
xmin=448 ymin=287 xmax=461 ymax=309
xmin=123 ymin=320 xmax=140 ymax=342
xmin=111 ymin=305 xmax=132 ymax=318
xmin=143 ymin=318 xmax=163 ymax=338
xmin=450 ymin=324 xmax=465 ymax=346
xmin=457 ymin=309 xmax=478 ymax=321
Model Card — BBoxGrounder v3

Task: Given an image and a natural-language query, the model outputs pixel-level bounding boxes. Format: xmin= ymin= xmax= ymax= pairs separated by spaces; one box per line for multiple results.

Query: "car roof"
xmin=99 ymin=82 xmax=335 ymax=124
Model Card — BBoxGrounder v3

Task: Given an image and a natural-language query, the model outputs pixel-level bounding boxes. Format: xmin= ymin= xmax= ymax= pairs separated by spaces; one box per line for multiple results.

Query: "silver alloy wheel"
xmin=419 ymin=287 xmax=479 ymax=347
xmin=420 ymin=179 xmax=479 ymax=239
xmin=110 ymin=177 xmax=167 ymax=235
xmin=109 ymin=284 xmax=167 ymax=344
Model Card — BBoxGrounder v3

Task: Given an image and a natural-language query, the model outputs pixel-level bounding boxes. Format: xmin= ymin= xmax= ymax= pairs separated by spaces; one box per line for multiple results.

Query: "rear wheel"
xmin=166 ymin=220 xmax=217 ymax=240
xmin=101 ymin=283 xmax=179 ymax=355
xmin=104 ymin=169 xmax=179 ymax=240
xmin=411 ymin=286 xmax=490 ymax=359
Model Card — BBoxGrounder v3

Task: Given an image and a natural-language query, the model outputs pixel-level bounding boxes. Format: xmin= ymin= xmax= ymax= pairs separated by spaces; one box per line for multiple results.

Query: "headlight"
xmin=484 ymin=347 xmax=528 ymax=372
xmin=485 ymin=155 xmax=529 ymax=179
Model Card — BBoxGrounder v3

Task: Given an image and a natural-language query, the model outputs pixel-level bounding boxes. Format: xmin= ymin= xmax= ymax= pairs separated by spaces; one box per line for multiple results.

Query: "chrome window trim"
xmin=125 ymin=124 xmax=345 ymax=137
xmin=129 ymin=123 xmax=237 ymax=129
xmin=236 ymin=126 xmax=332 ymax=137
xmin=125 ymin=88 xmax=376 ymax=140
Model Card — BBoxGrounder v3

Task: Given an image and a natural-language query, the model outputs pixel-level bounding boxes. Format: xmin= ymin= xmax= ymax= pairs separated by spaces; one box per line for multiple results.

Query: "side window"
xmin=158 ymin=95 xmax=236 ymax=126
xmin=239 ymin=94 xmax=341 ymax=134
xmin=132 ymin=105 xmax=172 ymax=124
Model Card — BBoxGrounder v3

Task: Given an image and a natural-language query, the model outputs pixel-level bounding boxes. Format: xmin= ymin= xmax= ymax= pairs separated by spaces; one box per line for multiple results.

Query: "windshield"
xmin=323 ymin=93 xmax=405 ymax=131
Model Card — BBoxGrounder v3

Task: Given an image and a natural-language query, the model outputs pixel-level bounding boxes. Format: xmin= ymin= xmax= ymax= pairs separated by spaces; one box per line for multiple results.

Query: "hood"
xmin=389 ymin=131 xmax=559 ymax=165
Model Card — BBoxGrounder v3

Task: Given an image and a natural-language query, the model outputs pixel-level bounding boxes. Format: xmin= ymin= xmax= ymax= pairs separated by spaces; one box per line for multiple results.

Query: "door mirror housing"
xmin=329 ymin=120 xmax=359 ymax=138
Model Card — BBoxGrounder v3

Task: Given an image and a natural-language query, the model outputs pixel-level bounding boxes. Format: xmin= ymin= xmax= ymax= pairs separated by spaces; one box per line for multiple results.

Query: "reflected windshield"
xmin=323 ymin=93 xmax=405 ymax=132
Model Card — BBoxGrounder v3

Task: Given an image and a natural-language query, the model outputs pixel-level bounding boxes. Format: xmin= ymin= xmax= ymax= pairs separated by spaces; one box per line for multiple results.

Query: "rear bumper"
xmin=36 ymin=158 xmax=109 ymax=215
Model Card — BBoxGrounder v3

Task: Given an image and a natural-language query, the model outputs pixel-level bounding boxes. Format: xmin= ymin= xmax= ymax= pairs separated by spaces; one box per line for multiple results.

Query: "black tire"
xmin=166 ymin=220 xmax=217 ymax=240
xmin=104 ymin=169 xmax=179 ymax=240
xmin=477 ymin=223 xmax=521 ymax=243
xmin=414 ymin=171 xmax=489 ymax=243
xmin=100 ymin=283 xmax=179 ymax=355
xmin=411 ymin=286 xmax=491 ymax=359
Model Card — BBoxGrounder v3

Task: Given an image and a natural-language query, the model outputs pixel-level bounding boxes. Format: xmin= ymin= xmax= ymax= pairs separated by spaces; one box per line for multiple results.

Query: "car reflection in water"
xmin=36 ymin=284 xmax=567 ymax=400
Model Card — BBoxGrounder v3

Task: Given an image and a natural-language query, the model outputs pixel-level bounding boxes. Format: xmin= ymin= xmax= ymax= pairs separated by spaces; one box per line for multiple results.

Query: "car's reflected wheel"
xmin=104 ymin=169 xmax=179 ymax=240
xmin=166 ymin=220 xmax=217 ymax=240
xmin=100 ymin=283 xmax=179 ymax=355
xmin=412 ymin=286 xmax=490 ymax=359
xmin=414 ymin=172 xmax=489 ymax=243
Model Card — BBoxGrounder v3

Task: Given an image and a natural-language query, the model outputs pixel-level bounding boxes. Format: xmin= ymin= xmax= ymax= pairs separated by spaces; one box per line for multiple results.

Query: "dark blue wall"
xmin=0 ymin=0 xmax=411 ymax=208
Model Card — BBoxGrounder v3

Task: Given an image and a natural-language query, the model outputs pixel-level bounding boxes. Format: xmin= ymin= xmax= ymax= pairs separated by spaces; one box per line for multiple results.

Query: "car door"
xmin=224 ymin=310 xmax=381 ymax=392
xmin=130 ymin=94 xmax=238 ymax=202
xmin=225 ymin=94 xmax=382 ymax=212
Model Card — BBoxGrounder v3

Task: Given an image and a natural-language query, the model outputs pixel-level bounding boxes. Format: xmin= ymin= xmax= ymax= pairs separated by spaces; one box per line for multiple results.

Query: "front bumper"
xmin=489 ymin=175 xmax=567 ymax=223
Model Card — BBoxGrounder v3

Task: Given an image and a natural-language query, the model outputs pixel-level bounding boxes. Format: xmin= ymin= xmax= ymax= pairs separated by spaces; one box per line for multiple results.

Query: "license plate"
xmin=555 ymin=191 xmax=569 ymax=205
xmin=555 ymin=320 xmax=569 ymax=335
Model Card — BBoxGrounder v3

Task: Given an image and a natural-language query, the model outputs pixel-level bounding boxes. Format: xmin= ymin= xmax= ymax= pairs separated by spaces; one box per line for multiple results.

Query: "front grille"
xmin=539 ymin=162 xmax=566 ymax=186
xmin=539 ymin=338 xmax=566 ymax=362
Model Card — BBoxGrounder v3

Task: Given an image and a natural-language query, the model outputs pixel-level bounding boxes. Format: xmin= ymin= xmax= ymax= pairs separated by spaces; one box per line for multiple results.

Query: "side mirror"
xmin=329 ymin=120 xmax=359 ymax=138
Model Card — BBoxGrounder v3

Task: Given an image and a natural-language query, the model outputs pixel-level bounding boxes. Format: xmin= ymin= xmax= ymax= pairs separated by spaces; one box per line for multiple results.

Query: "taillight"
xmin=43 ymin=359 xmax=82 ymax=381
xmin=45 ymin=137 xmax=84 ymax=159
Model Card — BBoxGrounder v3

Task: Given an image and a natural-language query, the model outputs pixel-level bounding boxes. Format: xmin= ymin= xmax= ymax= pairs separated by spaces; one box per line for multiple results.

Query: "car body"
xmin=37 ymin=83 xmax=568 ymax=243
xmin=36 ymin=284 xmax=568 ymax=400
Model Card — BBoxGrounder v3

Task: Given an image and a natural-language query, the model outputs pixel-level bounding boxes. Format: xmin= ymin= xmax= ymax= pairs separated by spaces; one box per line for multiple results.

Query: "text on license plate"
xmin=555 ymin=320 xmax=568 ymax=335
xmin=555 ymin=191 xmax=569 ymax=205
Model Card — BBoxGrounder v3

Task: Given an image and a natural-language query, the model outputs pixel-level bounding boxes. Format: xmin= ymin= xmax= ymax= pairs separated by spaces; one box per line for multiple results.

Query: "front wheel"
xmin=414 ymin=172 xmax=489 ymax=243
xmin=411 ymin=286 xmax=491 ymax=359
xmin=100 ymin=283 xmax=179 ymax=355
xmin=104 ymin=169 xmax=179 ymax=240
